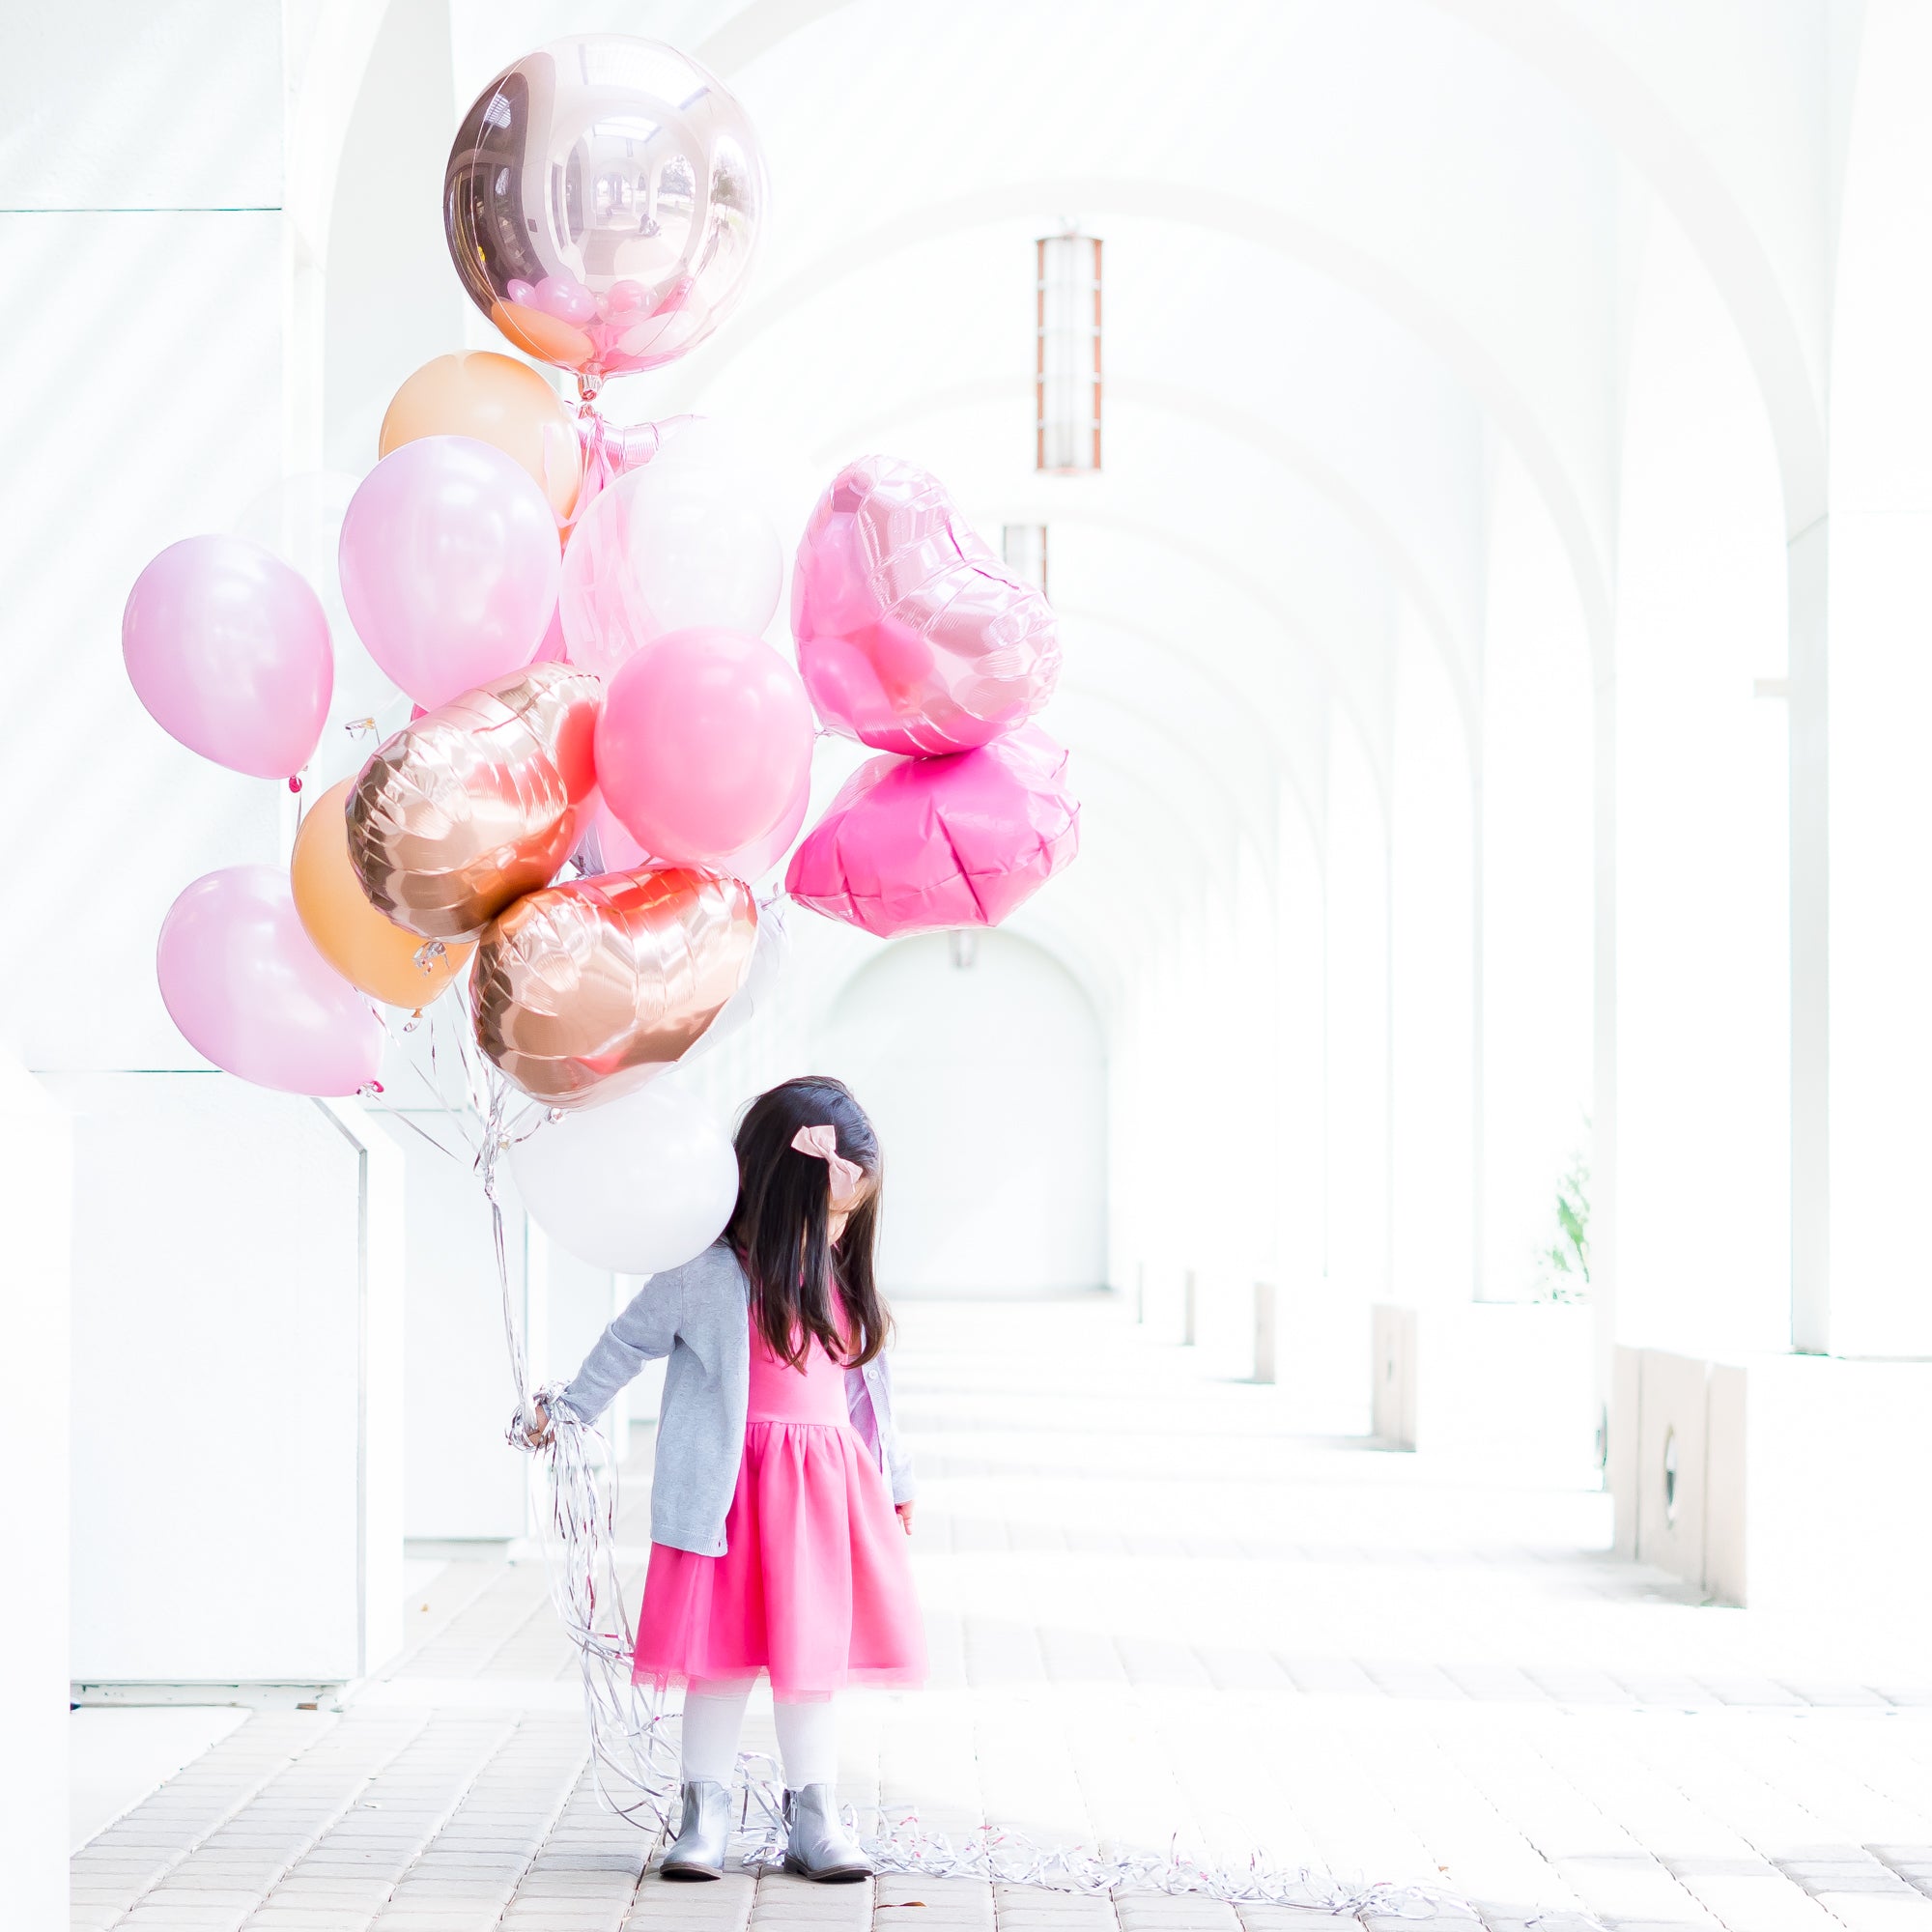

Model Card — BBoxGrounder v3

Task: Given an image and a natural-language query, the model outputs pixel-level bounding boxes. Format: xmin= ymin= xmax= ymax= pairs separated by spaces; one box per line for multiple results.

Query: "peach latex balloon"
xmin=291 ymin=781 xmax=473 ymax=1008
xmin=380 ymin=352 xmax=582 ymax=519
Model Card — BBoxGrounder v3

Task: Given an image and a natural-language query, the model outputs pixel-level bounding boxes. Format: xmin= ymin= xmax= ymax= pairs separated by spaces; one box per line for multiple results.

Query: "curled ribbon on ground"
xmin=471 ymin=866 xmax=757 ymax=1107
xmin=347 ymin=664 xmax=600 ymax=941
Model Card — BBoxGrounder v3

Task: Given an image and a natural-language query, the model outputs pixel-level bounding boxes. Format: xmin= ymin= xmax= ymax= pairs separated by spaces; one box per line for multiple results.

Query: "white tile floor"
xmin=71 ymin=1295 xmax=1932 ymax=1929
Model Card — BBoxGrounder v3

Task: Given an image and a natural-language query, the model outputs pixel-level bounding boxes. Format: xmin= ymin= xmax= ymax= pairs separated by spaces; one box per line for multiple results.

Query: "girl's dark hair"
xmin=727 ymin=1075 xmax=889 ymax=1369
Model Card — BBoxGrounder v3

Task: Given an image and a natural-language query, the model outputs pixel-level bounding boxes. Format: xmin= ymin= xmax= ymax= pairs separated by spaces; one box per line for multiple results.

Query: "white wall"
xmin=816 ymin=931 xmax=1107 ymax=1295
xmin=61 ymin=1075 xmax=402 ymax=1684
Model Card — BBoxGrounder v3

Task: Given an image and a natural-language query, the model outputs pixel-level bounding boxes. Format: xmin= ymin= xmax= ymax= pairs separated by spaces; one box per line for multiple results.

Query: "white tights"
xmin=678 ymin=1678 xmax=838 ymax=1789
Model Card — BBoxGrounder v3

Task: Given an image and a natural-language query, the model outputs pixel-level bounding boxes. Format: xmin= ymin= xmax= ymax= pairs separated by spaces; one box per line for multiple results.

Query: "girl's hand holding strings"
xmin=526 ymin=1399 xmax=553 ymax=1447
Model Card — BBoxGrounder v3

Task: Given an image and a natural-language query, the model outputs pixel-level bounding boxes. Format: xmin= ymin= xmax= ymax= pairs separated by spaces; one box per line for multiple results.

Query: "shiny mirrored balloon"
xmin=444 ymin=36 xmax=767 ymax=385
xmin=347 ymin=664 xmax=601 ymax=941
xmin=472 ymin=866 xmax=756 ymax=1107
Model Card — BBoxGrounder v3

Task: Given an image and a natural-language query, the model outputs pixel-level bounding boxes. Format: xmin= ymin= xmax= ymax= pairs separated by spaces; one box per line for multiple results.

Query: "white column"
xmin=1820 ymin=0 xmax=1932 ymax=1357
xmin=1325 ymin=719 xmax=1390 ymax=1305
xmin=1480 ymin=449 xmax=1595 ymax=1305
xmin=1611 ymin=202 xmax=1791 ymax=1365
xmin=0 ymin=1058 xmax=71 ymax=1918
xmin=1390 ymin=618 xmax=1475 ymax=1308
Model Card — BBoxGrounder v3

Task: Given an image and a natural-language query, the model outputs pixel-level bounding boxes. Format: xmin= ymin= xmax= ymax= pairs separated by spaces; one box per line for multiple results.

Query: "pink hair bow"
xmin=791 ymin=1122 xmax=867 ymax=1210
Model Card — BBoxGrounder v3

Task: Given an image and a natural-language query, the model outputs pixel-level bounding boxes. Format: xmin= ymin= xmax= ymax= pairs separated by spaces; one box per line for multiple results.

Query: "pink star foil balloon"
xmin=791 ymin=456 xmax=1062 ymax=755
xmin=784 ymin=727 xmax=1079 ymax=938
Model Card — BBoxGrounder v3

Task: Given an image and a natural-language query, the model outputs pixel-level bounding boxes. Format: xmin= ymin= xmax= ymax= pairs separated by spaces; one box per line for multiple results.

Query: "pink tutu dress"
xmin=631 ymin=1311 xmax=926 ymax=1698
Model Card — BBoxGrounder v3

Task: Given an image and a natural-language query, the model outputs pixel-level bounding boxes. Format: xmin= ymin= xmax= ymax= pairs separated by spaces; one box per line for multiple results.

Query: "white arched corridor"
xmin=12 ymin=2 xmax=1932 ymax=1924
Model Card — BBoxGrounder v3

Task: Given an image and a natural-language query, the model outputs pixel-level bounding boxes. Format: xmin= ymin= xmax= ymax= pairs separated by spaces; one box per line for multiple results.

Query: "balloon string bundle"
xmin=473 ymin=1112 xmax=1475 ymax=1921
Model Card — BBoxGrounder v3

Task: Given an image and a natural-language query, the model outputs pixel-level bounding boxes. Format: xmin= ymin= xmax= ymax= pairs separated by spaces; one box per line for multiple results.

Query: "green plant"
xmin=1535 ymin=1143 xmax=1590 ymax=1301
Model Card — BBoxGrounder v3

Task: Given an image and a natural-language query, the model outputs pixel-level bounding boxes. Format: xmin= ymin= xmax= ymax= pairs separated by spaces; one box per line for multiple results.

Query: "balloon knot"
xmin=358 ymin=1079 xmax=385 ymax=1097
xmin=288 ymin=774 xmax=303 ymax=793
xmin=345 ymin=716 xmax=378 ymax=739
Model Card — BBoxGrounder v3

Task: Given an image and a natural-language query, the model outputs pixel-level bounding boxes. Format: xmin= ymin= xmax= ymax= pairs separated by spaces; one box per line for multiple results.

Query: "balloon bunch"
xmin=123 ymin=34 xmax=1078 ymax=1273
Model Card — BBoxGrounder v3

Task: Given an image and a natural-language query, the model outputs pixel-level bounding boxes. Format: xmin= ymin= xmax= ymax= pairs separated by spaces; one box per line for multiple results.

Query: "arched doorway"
xmin=815 ymin=931 xmax=1107 ymax=1295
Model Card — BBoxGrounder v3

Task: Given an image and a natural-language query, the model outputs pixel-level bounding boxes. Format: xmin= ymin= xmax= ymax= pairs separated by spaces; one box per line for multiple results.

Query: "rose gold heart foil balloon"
xmin=347 ymin=664 xmax=601 ymax=941
xmin=472 ymin=867 xmax=756 ymax=1107
xmin=792 ymin=455 xmax=1062 ymax=755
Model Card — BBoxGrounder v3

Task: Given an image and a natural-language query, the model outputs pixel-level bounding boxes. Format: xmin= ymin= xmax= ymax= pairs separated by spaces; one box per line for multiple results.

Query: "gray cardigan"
xmin=554 ymin=1239 xmax=915 ymax=1556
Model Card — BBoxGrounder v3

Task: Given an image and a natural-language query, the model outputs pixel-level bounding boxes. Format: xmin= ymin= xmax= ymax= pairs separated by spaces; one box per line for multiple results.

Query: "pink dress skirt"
xmin=631 ymin=1312 xmax=926 ymax=1700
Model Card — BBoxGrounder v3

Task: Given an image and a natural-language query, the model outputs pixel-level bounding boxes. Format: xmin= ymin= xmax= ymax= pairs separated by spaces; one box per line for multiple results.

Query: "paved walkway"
xmin=72 ymin=1295 xmax=1932 ymax=1929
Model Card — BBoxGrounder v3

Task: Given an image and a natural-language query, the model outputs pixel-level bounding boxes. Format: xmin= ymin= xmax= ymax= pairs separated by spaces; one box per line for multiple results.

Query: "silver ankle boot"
xmin=781 ymin=1782 xmax=871 ymax=1882
xmin=661 ymin=1778 xmax=732 ymax=1880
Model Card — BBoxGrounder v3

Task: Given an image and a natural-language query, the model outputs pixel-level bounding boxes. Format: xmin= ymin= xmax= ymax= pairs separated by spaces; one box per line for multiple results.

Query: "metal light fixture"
xmin=1036 ymin=231 xmax=1101 ymax=472
xmin=1002 ymin=524 xmax=1049 ymax=597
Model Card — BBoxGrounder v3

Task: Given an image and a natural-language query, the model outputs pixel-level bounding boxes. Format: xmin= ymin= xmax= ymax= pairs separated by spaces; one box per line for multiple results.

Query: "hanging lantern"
xmin=1036 ymin=233 xmax=1101 ymax=472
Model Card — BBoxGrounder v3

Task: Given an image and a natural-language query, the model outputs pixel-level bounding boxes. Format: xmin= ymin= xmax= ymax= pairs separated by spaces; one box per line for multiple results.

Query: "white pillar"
xmin=1324 ymin=719 xmax=1391 ymax=1306
xmin=1611 ymin=203 xmax=1791 ymax=1366
xmin=1480 ymin=449 xmax=1595 ymax=1306
xmin=1820 ymin=0 xmax=1932 ymax=1357
xmin=1390 ymin=616 xmax=1475 ymax=1308
xmin=0 ymin=1058 xmax=71 ymax=1918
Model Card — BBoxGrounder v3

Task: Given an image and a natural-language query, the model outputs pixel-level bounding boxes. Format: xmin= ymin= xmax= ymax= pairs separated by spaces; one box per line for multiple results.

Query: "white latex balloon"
xmin=559 ymin=452 xmax=781 ymax=678
xmin=511 ymin=1077 xmax=738 ymax=1274
xmin=235 ymin=471 xmax=407 ymax=789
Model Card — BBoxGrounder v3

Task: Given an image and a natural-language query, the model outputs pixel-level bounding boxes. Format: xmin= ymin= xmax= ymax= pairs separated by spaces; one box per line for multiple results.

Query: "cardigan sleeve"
xmin=553 ymin=1260 xmax=688 ymax=1424
xmin=875 ymin=1352 xmax=916 ymax=1506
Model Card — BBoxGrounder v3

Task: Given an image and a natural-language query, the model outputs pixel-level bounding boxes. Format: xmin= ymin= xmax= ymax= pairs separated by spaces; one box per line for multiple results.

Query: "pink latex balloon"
xmin=595 ymin=627 xmax=813 ymax=866
xmin=338 ymin=436 xmax=560 ymax=709
xmin=123 ymin=535 xmax=332 ymax=779
xmin=586 ymin=756 xmax=810 ymax=882
xmin=784 ymin=727 xmax=1079 ymax=938
xmin=156 ymin=867 xmax=384 ymax=1094
xmin=792 ymin=456 xmax=1061 ymax=754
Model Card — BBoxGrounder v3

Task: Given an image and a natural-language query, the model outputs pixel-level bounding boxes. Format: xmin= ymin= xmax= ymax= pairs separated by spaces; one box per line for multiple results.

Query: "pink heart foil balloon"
xmin=784 ymin=726 xmax=1079 ymax=938
xmin=792 ymin=456 xmax=1062 ymax=754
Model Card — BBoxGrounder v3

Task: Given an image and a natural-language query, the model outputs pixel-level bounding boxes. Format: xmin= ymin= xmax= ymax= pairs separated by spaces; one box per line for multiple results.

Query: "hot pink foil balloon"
xmin=792 ymin=456 xmax=1062 ymax=754
xmin=156 ymin=867 xmax=384 ymax=1094
xmin=586 ymin=758 xmax=810 ymax=882
xmin=338 ymin=436 xmax=560 ymax=709
xmin=784 ymin=727 xmax=1080 ymax=938
xmin=594 ymin=627 xmax=813 ymax=866
xmin=123 ymin=535 xmax=332 ymax=779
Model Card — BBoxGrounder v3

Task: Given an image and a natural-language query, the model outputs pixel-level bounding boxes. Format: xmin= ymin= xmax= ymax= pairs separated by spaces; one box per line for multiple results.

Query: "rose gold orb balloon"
xmin=444 ymin=36 xmax=767 ymax=386
xmin=346 ymin=664 xmax=600 ymax=941
xmin=472 ymin=866 xmax=756 ymax=1107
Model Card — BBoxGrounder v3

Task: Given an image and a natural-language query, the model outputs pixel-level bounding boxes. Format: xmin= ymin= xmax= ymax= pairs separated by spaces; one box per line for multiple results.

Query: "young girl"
xmin=532 ymin=1075 xmax=923 ymax=1883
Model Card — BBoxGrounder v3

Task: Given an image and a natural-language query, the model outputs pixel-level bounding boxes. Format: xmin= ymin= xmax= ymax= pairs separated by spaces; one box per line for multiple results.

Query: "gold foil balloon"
xmin=443 ymin=36 xmax=767 ymax=386
xmin=292 ymin=781 xmax=474 ymax=1006
xmin=472 ymin=867 xmax=756 ymax=1107
xmin=347 ymin=664 xmax=600 ymax=941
